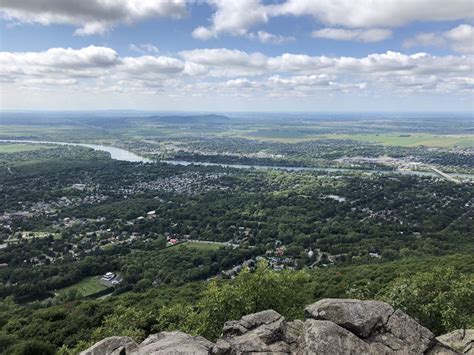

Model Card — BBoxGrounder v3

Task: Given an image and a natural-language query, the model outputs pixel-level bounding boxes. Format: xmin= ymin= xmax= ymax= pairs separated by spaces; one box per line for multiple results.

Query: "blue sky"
xmin=0 ymin=0 xmax=473 ymax=112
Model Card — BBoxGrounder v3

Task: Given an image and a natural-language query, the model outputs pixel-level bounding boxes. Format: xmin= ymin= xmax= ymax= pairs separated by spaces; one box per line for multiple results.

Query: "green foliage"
xmin=153 ymin=304 xmax=206 ymax=336
xmin=155 ymin=261 xmax=311 ymax=340
xmin=6 ymin=340 xmax=55 ymax=355
xmin=91 ymin=305 xmax=153 ymax=342
xmin=378 ymin=267 xmax=473 ymax=335
xmin=0 ymin=334 xmax=18 ymax=353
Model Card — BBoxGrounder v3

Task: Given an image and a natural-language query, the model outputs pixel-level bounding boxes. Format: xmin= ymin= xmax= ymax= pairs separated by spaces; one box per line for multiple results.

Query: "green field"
xmin=176 ymin=241 xmax=223 ymax=251
xmin=0 ymin=143 xmax=52 ymax=153
xmin=325 ymin=133 xmax=474 ymax=148
xmin=55 ymin=276 xmax=109 ymax=297
xmin=240 ymin=130 xmax=474 ymax=147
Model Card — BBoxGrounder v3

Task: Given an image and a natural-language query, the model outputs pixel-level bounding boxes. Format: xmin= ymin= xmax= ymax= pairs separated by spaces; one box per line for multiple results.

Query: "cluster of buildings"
xmin=118 ymin=172 xmax=230 ymax=196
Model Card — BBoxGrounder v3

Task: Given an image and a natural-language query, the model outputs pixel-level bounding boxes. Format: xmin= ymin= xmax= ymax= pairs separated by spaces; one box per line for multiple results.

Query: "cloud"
xmin=444 ymin=24 xmax=474 ymax=54
xmin=225 ymin=78 xmax=258 ymax=88
xmin=192 ymin=0 xmax=268 ymax=40
xmin=1 ymin=46 xmax=472 ymax=104
xmin=192 ymin=26 xmax=216 ymax=40
xmin=0 ymin=45 xmax=119 ymax=74
xmin=120 ymin=56 xmax=184 ymax=75
xmin=268 ymin=74 xmax=333 ymax=88
xmin=179 ymin=48 xmax=473 ymax=79
xmin=0 ymin=0 xmax=187 ymax=35
xmin=129 ymin=44 xmax=160 ymax=54
xmin=192 ymin=0 xmax=473 ymax=40
xmin=255 ymin=31 xmax=295 ymax=44
xmin=312 ymin=28 xmax=392 ymax=42
xmin=403 ymin=33 xmax=446 ymax=48
xmin=270 ymin=0 xmax=474 ymax=28
xmin=403 ymin=24 xmax=474 ymax=54
xmin=180 ymin=48 xmax=268 ymax=76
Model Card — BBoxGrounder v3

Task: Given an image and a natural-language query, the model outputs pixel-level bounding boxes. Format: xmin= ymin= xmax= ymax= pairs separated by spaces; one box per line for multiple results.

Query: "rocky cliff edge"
xmin=81 ymin=298 xmax=472 ymax=354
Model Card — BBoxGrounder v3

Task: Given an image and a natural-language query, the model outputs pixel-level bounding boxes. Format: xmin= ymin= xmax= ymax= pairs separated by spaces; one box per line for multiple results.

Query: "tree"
xmin=7 ymin=340 xmax=55 ymax=355
xmin=196 ymin=260 xmax=310 ymax=340
xmin=91 ymin=305 xmax=153 ymax=342
xmin=379 ymin=267 xmax=473 ymax=335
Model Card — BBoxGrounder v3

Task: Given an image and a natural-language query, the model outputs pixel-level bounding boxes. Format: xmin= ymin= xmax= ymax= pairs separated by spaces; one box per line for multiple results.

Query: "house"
xmin=275 ymin=247 xmax=285 ymax=257
xmin=102 ymin=272 xmax=115 ymax=281
xmin=71 ymin=183 xmax=86 ymax=191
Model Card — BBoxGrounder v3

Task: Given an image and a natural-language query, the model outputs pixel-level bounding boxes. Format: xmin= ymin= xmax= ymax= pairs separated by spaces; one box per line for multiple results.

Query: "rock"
xmin=437 ymin=329 xmax=474 ymax=354
xmin=82 ymin=298 xmax=461 ymax=355
xmin=217 ymin=309 xmax=288 ymax=354
xmin=296 ymin=319 xmax=373 ymax=354
xmin=222 ymin=309 xmax=282 ymax=337
xmin=305 ymin=298 xmax=395 ymax=338
xmin=427 ymin=342 xmax=461 ymax=354
xmin=284 ymin=319 xmax=305 ymax=345
xmin=137 ymin=331 xmax=214 ymax=354
xmin=80 ymin=336 xmax=138 ymax=355
xmin=382 ymin=309 xmax=435 ymax=353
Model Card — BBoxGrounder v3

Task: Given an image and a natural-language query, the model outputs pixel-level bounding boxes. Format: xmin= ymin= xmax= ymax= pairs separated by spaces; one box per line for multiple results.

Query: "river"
xmin=1 ymin=139 xmax=472 ymax=180
xmin=0 ymin=139 xmax=151 ymax=163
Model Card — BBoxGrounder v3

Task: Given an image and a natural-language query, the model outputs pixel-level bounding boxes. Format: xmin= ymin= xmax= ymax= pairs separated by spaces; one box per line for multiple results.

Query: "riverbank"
xmin=1 ymin=139 xmax=472 ymax=181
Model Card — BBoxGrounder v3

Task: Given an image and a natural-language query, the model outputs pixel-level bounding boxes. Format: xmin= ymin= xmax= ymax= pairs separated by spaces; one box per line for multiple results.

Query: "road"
xmin=429 ymin=167 xmax=460 ymax=183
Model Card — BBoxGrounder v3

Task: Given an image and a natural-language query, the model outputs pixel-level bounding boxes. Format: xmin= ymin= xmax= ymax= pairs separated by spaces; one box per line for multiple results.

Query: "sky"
xmin=0 ymin=0 xmax=473 ymax=112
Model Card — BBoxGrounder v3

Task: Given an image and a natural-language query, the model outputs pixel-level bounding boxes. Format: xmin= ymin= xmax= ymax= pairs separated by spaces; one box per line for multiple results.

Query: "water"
xmin=1 ymin=139 xmax=472 ymax=180
xmin=0 ymin=139 xmax=151 ymax=163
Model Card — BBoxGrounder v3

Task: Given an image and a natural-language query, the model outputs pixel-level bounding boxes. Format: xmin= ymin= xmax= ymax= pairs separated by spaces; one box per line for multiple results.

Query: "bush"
xmin=7 ymin=340 xmax=55 ymax=355
xmin=379 ymin=267 xmax=473 ymax=335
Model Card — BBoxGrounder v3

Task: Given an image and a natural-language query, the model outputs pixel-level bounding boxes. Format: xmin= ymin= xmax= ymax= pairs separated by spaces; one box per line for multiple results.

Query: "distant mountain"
xmin=148 ymin=114 xmax=230 ymax=124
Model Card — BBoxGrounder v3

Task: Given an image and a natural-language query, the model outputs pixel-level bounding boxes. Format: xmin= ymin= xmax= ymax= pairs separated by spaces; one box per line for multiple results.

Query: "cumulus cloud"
xmin=0 ymin=46 xmax=119 ymax=77
xmin=270 ymin=0 xmax=474 ymax=28
xmin=129 ymin=44 xmax=160 ymax=54
xmin=403 ymin=24 xmax=474 ymax=54
xmin=312 ymin=28 xmax=392 ymax=42
xmin=444 ymin=24 xmax=474 ymax=54
xmin=0 ymin=0 xmax=187 ymax=35
xmin=120 ymin=56 xmax=184 ymax=75
xmin=1 ymin=46 xmax=472 ymax=103
xmin=179 ymin=48 xmax=268 ymax=74
xmin=403 ymin=33 xmax=446 ymax=48
xmin=192 ymin=26 xmax=216 ymax=40
xmin=255 ymin=31 xmax=295 ymax=44
xmin=192 ymin=0 xmax=473 ymax=41
xmin=192 ymin=0 xmax=268 ymax=39
xmin=225 ymin=78 xmax=258 ymax=88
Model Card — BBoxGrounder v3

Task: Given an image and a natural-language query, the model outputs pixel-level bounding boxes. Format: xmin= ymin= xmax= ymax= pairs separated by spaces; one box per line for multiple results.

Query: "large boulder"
xmin=305 ymin=298 xmax=395 ymax=338
xmin=437 ymin=329 xmax=474 ymax=354
xmin=296 ymin=319 xmax=373 ymax=354
xmin=215 ymin=309 xmax=289 ymax=354
xmin=380 ymin=309 xmax=435 ymax=353
xmin=137 ymin=331 xmax=214 ymax=354
xmin=80 ymin=336 xmax=138 ymax=355
xmin=304 ymin=298 xmax=436 ymax=354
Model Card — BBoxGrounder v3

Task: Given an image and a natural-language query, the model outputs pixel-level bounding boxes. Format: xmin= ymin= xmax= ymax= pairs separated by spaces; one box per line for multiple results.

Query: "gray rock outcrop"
xmin=80 ymin=336 xmax=139 ymax=355
xmin=437 ymin=329 xmax=474 ymax=354
xmin=82 ymin=298 xmax=468 ymax=354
